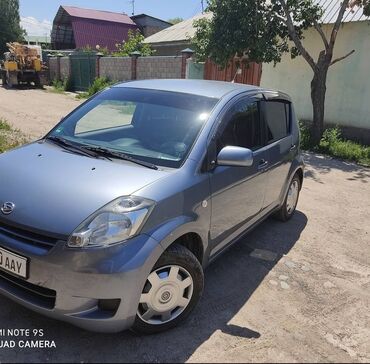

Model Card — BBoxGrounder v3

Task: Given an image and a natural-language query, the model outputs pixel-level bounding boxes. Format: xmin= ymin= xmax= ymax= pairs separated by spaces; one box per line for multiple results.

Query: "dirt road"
xmin=0 ymin=86 xmax=82 ymax=139
xmin=0 ymin=87 xmax=369 ymax=363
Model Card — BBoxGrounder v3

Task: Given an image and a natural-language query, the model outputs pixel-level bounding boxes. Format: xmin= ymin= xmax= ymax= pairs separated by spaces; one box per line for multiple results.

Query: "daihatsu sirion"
xmin=0 ymin=80 xmax=304 ymax=334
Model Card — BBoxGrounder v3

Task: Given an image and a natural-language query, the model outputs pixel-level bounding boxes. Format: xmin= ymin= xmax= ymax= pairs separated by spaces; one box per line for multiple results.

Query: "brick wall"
xmin=99 ymin=57 xmax=132 ymax=82
xmin=136 ymin=56 xmax=182 ymax=80
xmin=60 ymin=57 xmax=70 ymax=80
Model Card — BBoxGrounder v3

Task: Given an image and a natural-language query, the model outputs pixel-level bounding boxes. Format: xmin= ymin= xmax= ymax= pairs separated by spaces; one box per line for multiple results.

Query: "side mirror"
xmin=217 ymin=146 xmax=254 ymax=167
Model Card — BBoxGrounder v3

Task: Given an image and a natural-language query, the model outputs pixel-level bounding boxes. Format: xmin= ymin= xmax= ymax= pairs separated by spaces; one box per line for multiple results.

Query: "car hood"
xmin=0 ymin=142 xmax=171 ymax=236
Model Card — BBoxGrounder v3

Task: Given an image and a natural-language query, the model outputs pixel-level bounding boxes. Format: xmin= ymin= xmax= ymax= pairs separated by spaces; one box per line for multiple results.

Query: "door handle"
xmin=258 ymin=159 xmax=268 ymax=170
xmin=290 ymin=144 xmax=297 ymax=152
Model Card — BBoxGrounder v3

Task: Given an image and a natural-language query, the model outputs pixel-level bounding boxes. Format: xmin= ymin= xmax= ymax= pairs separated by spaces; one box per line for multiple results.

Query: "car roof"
xmin=113 ymin=79 xmax=264 ymax=99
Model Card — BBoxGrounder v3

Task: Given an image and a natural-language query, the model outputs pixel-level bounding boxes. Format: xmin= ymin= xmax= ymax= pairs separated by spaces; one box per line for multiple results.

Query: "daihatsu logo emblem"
xmin=1 ymin=202 xmax=15 ymax=215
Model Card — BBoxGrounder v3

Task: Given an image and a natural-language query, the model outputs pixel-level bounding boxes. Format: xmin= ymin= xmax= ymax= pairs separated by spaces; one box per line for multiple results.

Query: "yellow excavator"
xmin=0 ymin=42 xmax=47 ymax=88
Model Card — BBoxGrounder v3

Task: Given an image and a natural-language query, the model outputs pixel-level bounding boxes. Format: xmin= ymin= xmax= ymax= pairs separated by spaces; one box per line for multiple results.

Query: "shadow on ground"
xmin=303 ymin=152 xmax=370 ymax=184
xmin=0 ymin=211 xmax=307 ymax=363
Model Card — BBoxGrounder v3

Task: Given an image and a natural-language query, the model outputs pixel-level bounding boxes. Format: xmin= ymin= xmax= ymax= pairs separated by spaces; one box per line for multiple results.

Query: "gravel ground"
xmin=0 ymin=86 xmax=369 ymax=363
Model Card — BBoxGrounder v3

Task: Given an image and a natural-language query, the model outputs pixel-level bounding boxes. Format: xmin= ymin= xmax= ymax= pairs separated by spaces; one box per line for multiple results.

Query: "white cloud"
xmin=21 ymin=16 xmax=52 ymax=36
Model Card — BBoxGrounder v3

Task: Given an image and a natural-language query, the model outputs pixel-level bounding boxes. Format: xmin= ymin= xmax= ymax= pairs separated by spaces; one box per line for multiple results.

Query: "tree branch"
xmin=329 ymin=0 xmax=350 ymax=50
xmin=313 ymin=20 xmax=329 ymax=50
xmin=330 ymin=49 xmax=355 ymax=66
xmin=278 ymin=0 xmax=317 ymax=72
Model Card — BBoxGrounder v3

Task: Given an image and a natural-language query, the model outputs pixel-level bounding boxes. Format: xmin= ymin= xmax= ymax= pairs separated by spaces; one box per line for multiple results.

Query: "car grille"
xmin=0 ymin=269 xmax=56 ymax=309
xmin=0 ymin=221 xmax=60 ymax=250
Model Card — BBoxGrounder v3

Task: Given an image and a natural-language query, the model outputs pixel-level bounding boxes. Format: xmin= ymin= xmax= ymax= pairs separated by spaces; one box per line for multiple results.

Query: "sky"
xmin=20 ymin=0 xmax=204 ymax=36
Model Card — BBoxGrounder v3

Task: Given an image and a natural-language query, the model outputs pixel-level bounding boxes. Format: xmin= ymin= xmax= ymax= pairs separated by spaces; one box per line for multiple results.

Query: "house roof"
xmin=145 ymin=2 xmax=368 ymax=45
xmin=318 ymin=0 xmax=369 ymax=23
xmin=131 ymin=13 xmax=172 ymax=26
xmin=144 ymin=12 xmax=212 ymax=44
xmin=61 ymin=5 xmax=136 ymax=25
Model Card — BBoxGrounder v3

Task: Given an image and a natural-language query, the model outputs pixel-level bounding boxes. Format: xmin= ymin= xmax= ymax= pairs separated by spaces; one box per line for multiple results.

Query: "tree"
xmin=0 ymin=0 xmax=25 ymax=55
xmin=167 ymin=17 xmax=184 ymax=25
xmin=193 ymin=0 xmax=369 ymax=144
xmin=114 ymin=29 xmax=155 ymax=57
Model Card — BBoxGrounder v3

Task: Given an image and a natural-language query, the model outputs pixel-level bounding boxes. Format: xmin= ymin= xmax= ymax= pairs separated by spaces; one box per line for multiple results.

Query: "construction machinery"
xmin=0 ymin=42 xmax=48 ymax=88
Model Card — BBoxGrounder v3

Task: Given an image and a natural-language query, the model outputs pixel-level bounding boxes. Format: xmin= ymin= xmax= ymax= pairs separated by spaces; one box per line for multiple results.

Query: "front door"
xmin=209 ymin=97 xmax=268 ymax=253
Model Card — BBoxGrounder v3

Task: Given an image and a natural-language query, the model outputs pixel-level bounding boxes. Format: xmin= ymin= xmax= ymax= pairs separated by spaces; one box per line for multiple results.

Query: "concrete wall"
xmin=48 ymin=58 xmax=58 ymax=81
xmin=261 ymin=21 xmax=370 ymax=133
xmin=99 ymin=57 xmax=131 ymax=82
xmin=136 ymin=56 xmax=182 ymax=79
xmin=60 ymin=57 xmax=70 ymax=80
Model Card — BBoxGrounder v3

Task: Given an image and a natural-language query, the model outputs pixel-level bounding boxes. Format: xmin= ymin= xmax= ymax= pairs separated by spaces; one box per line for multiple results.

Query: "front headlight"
xmin=68 ymin=196 xmax=154 ymax=248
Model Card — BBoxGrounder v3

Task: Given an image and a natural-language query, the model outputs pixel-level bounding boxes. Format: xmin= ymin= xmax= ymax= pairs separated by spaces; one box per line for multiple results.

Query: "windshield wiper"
xmin=83 ymin=146 xmax=159 ymax=170
xmin=44 ymin=136 xmax=108 ymax=159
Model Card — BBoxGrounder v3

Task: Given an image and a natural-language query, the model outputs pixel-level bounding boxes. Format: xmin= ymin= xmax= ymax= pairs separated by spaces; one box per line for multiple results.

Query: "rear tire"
xmin=274 ymin=174 xmax=301 ymax=222
xmin=132 ymin=244 xmax=204 ymax=335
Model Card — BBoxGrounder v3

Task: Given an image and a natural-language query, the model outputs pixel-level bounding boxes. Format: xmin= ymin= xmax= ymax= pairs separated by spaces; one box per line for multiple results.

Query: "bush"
xmin=318 ymin=127 xmax=370 ymax=166
xmin=298 ymin=121 xmax=313 ymax=150
xmin=76 ymin=77 xmax=113 ymax=99
xmin=51 ymin=78 xmax=72 ymax=92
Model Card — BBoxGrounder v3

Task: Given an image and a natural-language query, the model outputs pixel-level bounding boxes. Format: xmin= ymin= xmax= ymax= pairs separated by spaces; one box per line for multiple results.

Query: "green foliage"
xmin=0 ymin=118 xmax=28 ymax=153
xmin=76 ymin=77 xmax=113 ymax=99
xmin=299 ymin=121 xmax=314 ymax=151
xmin=51 ymin=78 xmax=72 ymax=93
xmin=191 ymin=18 xmax=212 ymax=62
xmin=299 ymin=123 xmax=370 ymax=166
xmin=114 ymin=30 xmax=155 ymax=57
xmin=0 ymin=0 xmax=26 ymax=55
xmin=318 ymin=128 xmax=370 ymax=166
xmin=192 ymin=0 xmax=323 ymax=66
xmin=167 ymin=17 xmax=183 ymax=25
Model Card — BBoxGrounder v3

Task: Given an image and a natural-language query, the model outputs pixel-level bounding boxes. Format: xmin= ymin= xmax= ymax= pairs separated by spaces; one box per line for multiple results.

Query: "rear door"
xmin=261 ymin=98 xmax=295 ymax=209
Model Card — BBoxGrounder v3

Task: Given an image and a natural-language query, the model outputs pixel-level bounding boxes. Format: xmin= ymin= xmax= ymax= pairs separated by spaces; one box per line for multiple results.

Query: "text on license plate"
xmin=0 ymin=247 xmax=28 ymax=278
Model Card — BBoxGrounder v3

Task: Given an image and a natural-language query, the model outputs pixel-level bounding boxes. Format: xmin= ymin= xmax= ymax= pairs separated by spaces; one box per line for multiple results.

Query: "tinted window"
xmin=218 ymin=100 xmax=262 ymax=151
xmin=264 ymin=101 xmax=290 ymax=143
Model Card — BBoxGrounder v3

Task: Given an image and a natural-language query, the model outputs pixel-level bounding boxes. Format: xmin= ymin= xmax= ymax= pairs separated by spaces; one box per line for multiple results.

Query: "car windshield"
xmin=47 ymin=87 xmax=218 ymax=168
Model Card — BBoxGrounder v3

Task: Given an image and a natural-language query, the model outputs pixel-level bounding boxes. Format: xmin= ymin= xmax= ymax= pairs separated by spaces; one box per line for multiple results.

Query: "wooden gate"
xmin=70 ymin=52 xmax=96 ymax=91
xmin=204 ymin=59 xmax=262 ymax=86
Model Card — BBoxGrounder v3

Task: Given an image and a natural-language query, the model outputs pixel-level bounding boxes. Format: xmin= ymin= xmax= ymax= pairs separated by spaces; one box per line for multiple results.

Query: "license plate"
xmin=0 ymin=247 xmax=28 ymax=279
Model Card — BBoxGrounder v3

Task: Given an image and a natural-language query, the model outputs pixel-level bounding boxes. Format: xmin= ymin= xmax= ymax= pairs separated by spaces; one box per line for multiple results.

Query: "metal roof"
xmin=131 ymin=14 xmax=172 ymax=26
xmin=145 ymin=2 xmax=368 ymax=45
xmin=61 ymin=6 xmax=136 ymax=25
xmin=144 ymin=12 xmax=213 ymax=44
xmin=318 ymin=0 xmax=369 ymax=23
xmin=114 ymin=79 xmax=262 ymax=99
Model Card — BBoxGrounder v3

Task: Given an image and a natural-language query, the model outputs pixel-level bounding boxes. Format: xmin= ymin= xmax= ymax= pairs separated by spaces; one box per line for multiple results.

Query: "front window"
xmin=48 ymin=87 xmax=218 ymax=168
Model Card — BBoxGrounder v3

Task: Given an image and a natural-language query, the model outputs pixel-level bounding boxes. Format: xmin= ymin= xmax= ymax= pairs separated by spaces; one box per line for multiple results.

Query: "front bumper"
xmin=0 ymin=232 xmax=164 ymax=333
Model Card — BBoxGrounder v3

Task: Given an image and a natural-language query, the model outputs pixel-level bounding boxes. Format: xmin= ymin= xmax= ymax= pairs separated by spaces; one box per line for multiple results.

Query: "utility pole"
xmin=130 ymin=0 xmax=135 ymax=16
xmin=201 ymin=0 xmax=204 ymax=13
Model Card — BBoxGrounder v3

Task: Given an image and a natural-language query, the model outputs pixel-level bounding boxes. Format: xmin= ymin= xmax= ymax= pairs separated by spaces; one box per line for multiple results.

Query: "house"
xmin=25 ymin=35 xmax=51 ymax=48
xmin=131 ymin=14 xmax=172 ymax=38
xmin=51 ymin=6 xmax=138 ymax=51
xmin=260 ymin=0 xmax=370 ymax=143
xmin=144 ymin=13 xmax=212 ymax=56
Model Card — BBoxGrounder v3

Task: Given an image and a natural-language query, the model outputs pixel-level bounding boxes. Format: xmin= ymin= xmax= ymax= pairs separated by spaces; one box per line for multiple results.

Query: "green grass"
xmin=0 ymin=118 xmax=28 ymax=153
xmin=76 ymin=77 xmax=113 ymax=99
xmin=51 ymin=78 xmax=72 ymax=93
xmin=299 ymin=123 xmax=370 ymax=167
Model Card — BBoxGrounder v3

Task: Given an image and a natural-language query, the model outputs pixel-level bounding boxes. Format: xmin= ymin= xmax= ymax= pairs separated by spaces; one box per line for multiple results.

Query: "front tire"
xmin=274 ymin=174 xmax=301 ymax=222
xmin=132 ymin=244 xmax=204 ymax=335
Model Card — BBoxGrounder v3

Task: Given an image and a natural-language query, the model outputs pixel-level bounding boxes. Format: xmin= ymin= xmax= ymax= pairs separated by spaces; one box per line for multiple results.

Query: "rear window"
xmin=264 ymin=101 xmax=290 ymax=143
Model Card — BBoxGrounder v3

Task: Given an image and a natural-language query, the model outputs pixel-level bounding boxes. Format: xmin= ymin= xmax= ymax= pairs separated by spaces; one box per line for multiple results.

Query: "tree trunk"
xmin=310 ymin=68 xmax=328 ymax=145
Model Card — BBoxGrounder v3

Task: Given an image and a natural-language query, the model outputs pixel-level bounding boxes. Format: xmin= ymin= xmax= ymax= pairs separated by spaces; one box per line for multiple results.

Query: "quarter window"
xmin=218 ymin=100 xmax=262 ymax=151
xmin=264 ymin=101 xmax=290 ymax=143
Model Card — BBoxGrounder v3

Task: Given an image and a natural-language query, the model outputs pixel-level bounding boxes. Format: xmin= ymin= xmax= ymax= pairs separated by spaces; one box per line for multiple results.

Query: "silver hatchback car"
xmin=0 ymin=80 xmax=304 ymax=334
